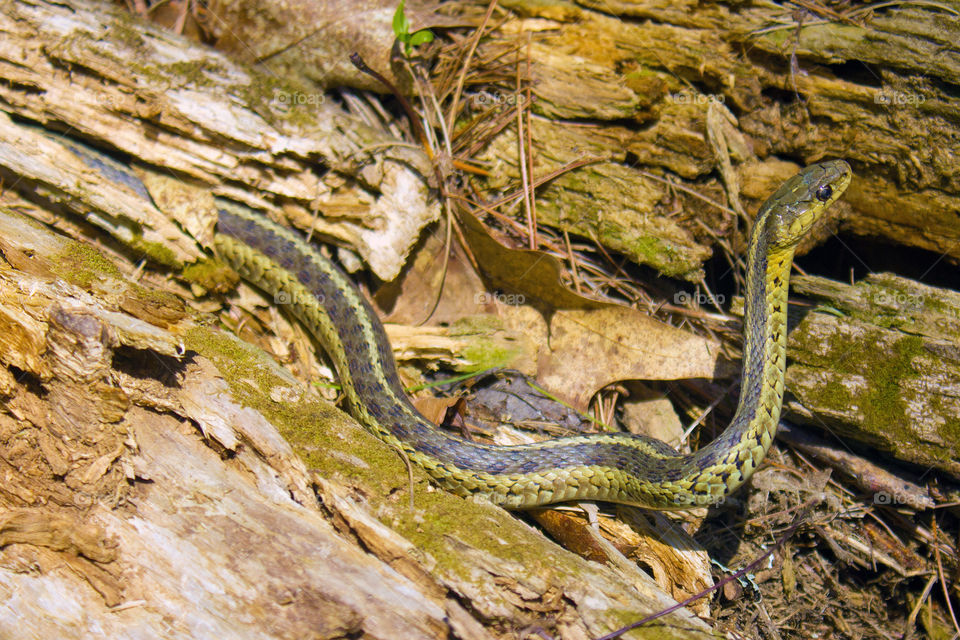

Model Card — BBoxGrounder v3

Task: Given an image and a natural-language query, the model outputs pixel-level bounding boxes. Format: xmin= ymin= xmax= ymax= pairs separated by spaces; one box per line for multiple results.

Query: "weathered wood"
xmin=0 ymin=0 xmax=438 ymax=281
xmin=785 ymin=273 xmax=960 ymax=479
xmin=472 ymin=0 xmax=959 ymax=279
xmin=0 ymin=210 xmax=456 ymax=638
xmin=0 ymin=204 xmax=714 ymax=638
xmin=0 ymin=3 xmax=719 ymax=634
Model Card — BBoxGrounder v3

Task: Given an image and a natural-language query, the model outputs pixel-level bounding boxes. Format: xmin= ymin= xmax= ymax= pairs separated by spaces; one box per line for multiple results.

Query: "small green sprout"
xmin=392 ymin=0 xmax=434 ymax=56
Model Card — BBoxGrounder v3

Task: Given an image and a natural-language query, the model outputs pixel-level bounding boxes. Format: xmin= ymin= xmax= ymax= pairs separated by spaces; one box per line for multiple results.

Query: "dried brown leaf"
xmin=540 ymin=307 xmax=728 ymax=410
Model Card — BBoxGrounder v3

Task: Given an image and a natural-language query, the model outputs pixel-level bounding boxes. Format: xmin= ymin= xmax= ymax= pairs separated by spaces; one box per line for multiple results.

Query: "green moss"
xmin=461 ymin=341 xmax=518 ymax=372
xmin=100 ymin=13 xmax=147 ymax=50
xmin=860 ymin=334 xmax=923 ymax=431
xmin=628 ymin=234 xmax=671 ymax=263
xmin=760 ymin=28 xmax=790 ymax=47
xmin=933 ymin=391 xmax=960 ymax=449
xmin=623 ymin=234 xmax=699 ymax=280
xmin=52 ymin=241 xmax=126 ymax=289
xmin=51 ymin=227 xmax=184 ymax=294
xmin=182 ymin=323 xmax=406 ymax=488
xmin=231 ymin=72 xmax=325 ymax=130
xmin=791 ymin=315 xmax=925 ymax=447
xmin=181 ymin=257 xmax=238 ymax=293
xmin=816 ymin=376 xmax=856 ymax=415
xmin=127 ymin=234 xmax=181 ymax=269
xmin=159 ymin=60 xmax=224 ymax=87
xmin=448 ymin=316 xmax=521 ymax=372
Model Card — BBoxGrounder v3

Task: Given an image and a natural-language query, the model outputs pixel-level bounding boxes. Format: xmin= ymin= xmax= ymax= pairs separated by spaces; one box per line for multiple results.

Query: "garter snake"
xmin=214 ymin=160 xmax=851 ymax=510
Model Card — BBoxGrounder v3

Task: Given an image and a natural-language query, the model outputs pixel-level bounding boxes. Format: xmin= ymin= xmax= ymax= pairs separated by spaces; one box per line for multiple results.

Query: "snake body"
xmin=214 ymin=160 xmax=851 ymax=510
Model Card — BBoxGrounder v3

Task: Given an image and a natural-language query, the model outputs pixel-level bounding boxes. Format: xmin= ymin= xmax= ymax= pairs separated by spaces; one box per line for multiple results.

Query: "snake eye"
xmin=815 ymin=185 xmax=833 ymax=202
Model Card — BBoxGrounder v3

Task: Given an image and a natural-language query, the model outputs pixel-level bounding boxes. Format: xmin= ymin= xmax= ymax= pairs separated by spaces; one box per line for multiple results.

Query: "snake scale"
xmin=214 ymin=160 xmax=851 ymax=510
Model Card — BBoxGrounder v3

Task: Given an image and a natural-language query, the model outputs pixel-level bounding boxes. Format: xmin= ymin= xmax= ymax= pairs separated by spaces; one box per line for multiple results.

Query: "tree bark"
xmin=474 ymin=0 xmax=960 ymax=279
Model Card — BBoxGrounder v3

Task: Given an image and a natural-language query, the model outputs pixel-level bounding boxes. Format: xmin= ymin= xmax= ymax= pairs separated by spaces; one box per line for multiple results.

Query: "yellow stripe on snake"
xmin=214 ymin=160 xmax=851 ymax=510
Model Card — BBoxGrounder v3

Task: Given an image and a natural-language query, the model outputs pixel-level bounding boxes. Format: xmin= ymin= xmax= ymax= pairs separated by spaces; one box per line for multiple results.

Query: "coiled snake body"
xmin=215 ymin=160 xmax=851 ymax=510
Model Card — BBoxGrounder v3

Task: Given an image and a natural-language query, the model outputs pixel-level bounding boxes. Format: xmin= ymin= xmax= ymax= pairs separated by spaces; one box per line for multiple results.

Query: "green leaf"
xmin=409 ymin=29 xmax=434 ymax=47
xmin=392 ymin=0 xmax=409 ymax=39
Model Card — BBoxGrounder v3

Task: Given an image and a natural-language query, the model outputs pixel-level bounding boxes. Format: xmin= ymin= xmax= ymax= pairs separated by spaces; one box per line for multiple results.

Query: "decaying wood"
xmin=0 ymin=0 xmax=439 ymax=281
xmin=0 ymin=4 xmax=719 ymax=630
xmin=469 ymin=1 xmax=960 ymax=279
xmin=0 ymin=206 xmax=716 ymax=638
xmin=785 ymin=273 xmax=960 ymax=479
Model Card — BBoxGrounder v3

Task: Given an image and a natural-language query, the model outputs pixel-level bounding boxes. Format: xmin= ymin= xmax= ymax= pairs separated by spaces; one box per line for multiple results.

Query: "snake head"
xmin=763 ymin=159 xmax=852 ymax=250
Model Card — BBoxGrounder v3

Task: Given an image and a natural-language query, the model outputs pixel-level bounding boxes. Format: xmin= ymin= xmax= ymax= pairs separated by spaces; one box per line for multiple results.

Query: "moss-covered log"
xmin=470 ymin=0 xmax=959 ymax=279
xmin=786 ymin=273 xmax=960 ymax=477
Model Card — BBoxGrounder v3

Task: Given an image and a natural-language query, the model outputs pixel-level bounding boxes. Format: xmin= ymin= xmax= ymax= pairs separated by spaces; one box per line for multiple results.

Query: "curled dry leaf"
xmin=540 ymin=307 xmax=730 ymax=411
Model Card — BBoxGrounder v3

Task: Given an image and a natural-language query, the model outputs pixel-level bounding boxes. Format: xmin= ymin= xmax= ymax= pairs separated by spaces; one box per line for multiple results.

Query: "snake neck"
xmin=682 ymin=232 xmax=796 ymax=502
xmin=737 ymin=243 xmax=794 ymax=433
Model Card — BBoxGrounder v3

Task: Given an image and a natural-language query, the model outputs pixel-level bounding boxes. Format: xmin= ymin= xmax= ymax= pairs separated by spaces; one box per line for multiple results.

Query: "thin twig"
xmin=933 ymin=517 xmax=960 ymax=638
xmin=523 ymin=32 xmax=537 ymax=250
xmin=595 ymin=510 xmax=810 ymax=640
xmin=905 ymin=574 xmax=938 ymax=639
xmin=514 ymin=46 xmax=534 ymax=250
xmin=445 ymin=0 xmax=499 ymax=135
xmin=349 ymin=52 xmax=433 ymax=160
